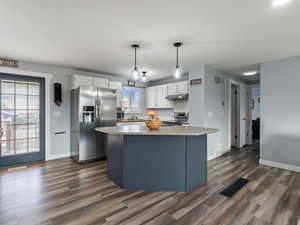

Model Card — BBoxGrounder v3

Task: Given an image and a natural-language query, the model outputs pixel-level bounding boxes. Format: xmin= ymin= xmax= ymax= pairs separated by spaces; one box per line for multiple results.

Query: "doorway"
xmin=0 ymin=73 xmax=45 ymax=167
xmin=250 ymin=87 xmax=260 ymax=145
xmin=231 ymin=84 xmax=240 ymax=148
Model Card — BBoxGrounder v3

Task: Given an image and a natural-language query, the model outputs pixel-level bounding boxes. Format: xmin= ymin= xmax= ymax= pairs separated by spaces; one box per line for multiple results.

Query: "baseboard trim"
xmin=208 ymin=146 xmax=231 ymax=161
xmin=259 ymin=159 xmax=300 ymax=173
xmin=46 ymin=152 xmax=71 ymax=161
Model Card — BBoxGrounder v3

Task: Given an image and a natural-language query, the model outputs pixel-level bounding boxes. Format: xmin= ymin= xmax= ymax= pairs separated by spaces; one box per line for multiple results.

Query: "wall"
xmin=204 ymin=67 xmax=231 ymax=159
xmin=188 ymin=66 xmax=248 ymax=160
xmin=16 ymin=61 xmax=132 ymax=159
xmin=188 ymin=66 xmax=206 ymax=127
xmin=260 ymin=56 xmax=300 ymax=171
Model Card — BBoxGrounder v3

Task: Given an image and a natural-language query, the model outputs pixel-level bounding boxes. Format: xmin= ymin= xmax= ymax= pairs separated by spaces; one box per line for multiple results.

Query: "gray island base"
xmin=96 ymin=125 xmax=218 ymax=192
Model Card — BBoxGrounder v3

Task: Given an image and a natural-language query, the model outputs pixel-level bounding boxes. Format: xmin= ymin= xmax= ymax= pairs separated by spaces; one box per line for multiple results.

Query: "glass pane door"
xmin=0 ymin=73 xmax=45 ymax=167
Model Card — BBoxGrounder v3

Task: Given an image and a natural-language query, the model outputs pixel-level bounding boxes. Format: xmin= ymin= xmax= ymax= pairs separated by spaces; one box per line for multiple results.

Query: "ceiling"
xmin=0 ymin=0 xmax=300 ymax=81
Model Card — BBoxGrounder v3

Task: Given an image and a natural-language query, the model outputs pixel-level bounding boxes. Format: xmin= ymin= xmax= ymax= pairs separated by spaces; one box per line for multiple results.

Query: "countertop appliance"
xmin=71 ymin=86 xmax=117 ymax=162
xmin=162 ymin=112 xmax=189 ymax=126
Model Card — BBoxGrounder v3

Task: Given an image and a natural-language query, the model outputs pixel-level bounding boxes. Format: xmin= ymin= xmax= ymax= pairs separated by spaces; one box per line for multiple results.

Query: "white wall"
xmin=188 ymin=66 xmax=247 ymax=160
xmin=14 ymin=61 xmax=132 ymax=159
xmin=260 ymin=56 xmax=300 ymax=171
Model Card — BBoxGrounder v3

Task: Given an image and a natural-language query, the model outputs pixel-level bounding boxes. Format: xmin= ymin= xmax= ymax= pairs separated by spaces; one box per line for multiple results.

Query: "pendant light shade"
xmin=141 ymin=71 xmax=148 ymax=82
xmin=174 ymin=42 xmax=182 ymax=79
xmin=132 ymin=44 xmax=140 ymax=81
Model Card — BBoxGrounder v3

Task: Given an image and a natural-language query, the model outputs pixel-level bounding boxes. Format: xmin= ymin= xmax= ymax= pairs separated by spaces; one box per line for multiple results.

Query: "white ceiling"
xmin=0 ymin=0 xmax=300 ymax=81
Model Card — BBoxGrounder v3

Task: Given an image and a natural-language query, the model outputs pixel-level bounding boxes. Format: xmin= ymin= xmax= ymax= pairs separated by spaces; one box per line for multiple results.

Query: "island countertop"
xmin=95 ymin=124 xmax=218 ymax=136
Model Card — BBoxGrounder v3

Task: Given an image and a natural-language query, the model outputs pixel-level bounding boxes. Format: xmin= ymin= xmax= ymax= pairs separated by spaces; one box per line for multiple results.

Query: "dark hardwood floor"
xmin=0 ymin=147 xmax=299 ymax=225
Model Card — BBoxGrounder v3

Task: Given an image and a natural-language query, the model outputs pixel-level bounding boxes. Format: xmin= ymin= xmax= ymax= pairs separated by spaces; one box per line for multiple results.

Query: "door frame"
xmin=246 ymin=84 xmax=260 ymax=145
xmin=0 ymin=68 xmax=52 ymax=161
xmin=228 ymin=80 xmax=247 ymax=149
xmin=230 ymin=84 xmax=240 ymax=148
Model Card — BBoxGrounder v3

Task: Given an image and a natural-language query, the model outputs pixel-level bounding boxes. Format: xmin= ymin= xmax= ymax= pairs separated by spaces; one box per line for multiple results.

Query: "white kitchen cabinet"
xmin=72 ymin=74 xmax=109 ymax=89
xmin=72 ymin=75 xmax=93 ymax=89
xmin=93 ymin=77 xmax=109 ymax=88
xmin=147 ymin=85 xmax=173 ymax=109
xmin=155 ymin=85 xmax=165 ymax=108
xmin=146 ymin=87 xmax=156 ymax=108
xmin=109 ymin=81 xmax=122 ymax=107
xmin=167 ymin=83 xmax=177 ymax=95
xmin=176 ymin=81 xmax=189 ymax=94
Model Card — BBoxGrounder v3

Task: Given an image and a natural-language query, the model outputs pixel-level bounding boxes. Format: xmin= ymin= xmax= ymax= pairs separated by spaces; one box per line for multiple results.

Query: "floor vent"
xmin=220 ymin=178 xmax=249 ymax=198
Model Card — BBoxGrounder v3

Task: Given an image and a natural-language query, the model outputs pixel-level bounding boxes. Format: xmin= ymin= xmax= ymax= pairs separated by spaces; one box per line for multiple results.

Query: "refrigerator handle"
xmin=95 ymin=92 xmax=99 ymax=121
xmin=98 ymin=101 xmax=101 ymax=125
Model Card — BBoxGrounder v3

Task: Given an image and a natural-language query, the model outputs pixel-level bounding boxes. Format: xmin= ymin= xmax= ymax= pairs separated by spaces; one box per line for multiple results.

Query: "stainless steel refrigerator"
xmin=71 ymin=86 xmax=117 ymax=162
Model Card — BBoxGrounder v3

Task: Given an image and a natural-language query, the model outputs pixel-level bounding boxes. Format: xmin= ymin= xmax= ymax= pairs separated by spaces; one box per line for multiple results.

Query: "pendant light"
xmin=132 ymin=44 xmax=140 ymax=80
xmin=174 ymin=42 xmax=182 ymax=79
xmin=141 ymin=71 xmax=148 ymax=82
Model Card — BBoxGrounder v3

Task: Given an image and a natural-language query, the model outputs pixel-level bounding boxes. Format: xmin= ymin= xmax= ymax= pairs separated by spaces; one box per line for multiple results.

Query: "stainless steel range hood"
xmin=166 ymin=93 xmax=188 ymax=100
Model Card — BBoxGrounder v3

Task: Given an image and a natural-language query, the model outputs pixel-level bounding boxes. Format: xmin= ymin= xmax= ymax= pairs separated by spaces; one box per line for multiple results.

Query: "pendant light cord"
xmin=176 ymin=46 xmax=179 ymax=68
xmin=134 ymin=47 xmax=137 ymax=70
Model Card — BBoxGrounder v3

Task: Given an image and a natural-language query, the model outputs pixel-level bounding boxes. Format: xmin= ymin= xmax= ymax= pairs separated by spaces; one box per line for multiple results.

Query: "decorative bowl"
xmin=145 ymin=121 xmax=161 ymax=130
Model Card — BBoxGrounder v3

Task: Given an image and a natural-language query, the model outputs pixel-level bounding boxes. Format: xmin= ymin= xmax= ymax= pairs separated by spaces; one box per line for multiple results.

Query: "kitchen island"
xmin=95 ymin=125 xmax=218 ymax=192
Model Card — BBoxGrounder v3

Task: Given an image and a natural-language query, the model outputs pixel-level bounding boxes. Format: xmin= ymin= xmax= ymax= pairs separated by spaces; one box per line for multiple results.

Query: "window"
xmin=121 ymin=87 xmax=142 ymax=113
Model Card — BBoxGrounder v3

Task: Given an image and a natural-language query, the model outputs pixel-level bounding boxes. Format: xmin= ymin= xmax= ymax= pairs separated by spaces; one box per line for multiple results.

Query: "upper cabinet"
xmin=167 ymin=83 xmax=177 ymax=95
xmin=176 ymin=81 xmax=189 ymax=94
xmin=72 ymin=75 xmax=122 ymax=106
xmin=72 ymin=74 xmax=109 ymax=89
xmin=72 ymin=75 xmax=93 ymax=89
xmin=147 ymin=81 xmax=189 ymax=109
xmin=167 ymin=81 xmax=189 ymax=95
xmin=109 ymin=81 xmax=122 ymax=107
xmin=93 ymin=77 xmax=109 ymax=88
xmin=146 ymin=85 xmax=174 ymax=109
xmin=146 ymin=87 xmax=156 ymax=108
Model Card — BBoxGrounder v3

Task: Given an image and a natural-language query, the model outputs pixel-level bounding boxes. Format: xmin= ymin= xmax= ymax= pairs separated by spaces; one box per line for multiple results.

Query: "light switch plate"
xmin=297 ymin=219 xmax=300 ymax=225
xmin=53 ymin=111 xmax=61 ymax=117
xmin=208 ymin=112 xmax=214 ymax=119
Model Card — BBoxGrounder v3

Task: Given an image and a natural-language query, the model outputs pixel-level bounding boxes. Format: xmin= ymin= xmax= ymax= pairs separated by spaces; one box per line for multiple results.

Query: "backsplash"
xmin=155 ymin=100 xmax=189 ymax=120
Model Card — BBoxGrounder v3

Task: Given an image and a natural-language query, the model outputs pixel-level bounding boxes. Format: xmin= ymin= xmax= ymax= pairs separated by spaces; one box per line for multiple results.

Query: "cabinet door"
xmin=109 ymin=81 xmax=122 ymax=107
xmin=157 ymin=85 xmax=173 ymax=108
xmin=155 ymin=86 xmax=164 ymax=108
xmin=147 ymin=87 xmax=156 ymax=108
xmin=93 ymin=77 xmax=109 ymax=88
xmin=72 ymin=75 xmax=93 ymax=89
xmin=176 ymin=81 xmax=188 ymax=94
xmin=167 ymin=83 xmax=177 ymax=95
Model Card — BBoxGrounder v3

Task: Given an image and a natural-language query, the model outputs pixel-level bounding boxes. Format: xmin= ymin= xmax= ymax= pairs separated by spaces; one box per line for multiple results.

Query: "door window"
xmin=0 ymin=80 xmax=40 ymax=156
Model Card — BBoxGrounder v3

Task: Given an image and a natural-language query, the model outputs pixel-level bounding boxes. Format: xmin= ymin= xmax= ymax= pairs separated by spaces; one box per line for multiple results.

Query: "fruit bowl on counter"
xmin=145 ymin=118 xmax=161 ymax=130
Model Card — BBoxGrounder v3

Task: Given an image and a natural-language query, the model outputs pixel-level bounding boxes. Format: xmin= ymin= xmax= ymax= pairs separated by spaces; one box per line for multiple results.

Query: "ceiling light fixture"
xmin=131 ymin=44 xmax=140 ymax=81
xmin=141 ymin=71 xmax=148 ymax=83
xmin=174 ymin=42 xmax=183 ymax=79
xmin=271 ymin=0 xmax=292 ymax=7
xmin=243 ymin=71 xmax=258 ymax=76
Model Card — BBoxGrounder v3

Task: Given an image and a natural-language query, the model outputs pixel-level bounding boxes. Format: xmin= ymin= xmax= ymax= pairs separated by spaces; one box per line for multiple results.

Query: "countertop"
xmin=95 ymin=124 xmax=218 ymax=136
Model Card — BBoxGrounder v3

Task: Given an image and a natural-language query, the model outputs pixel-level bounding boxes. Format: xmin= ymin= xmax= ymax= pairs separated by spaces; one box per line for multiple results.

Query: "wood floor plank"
xmin=0 ymin=147 xmax=299 ymax=225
